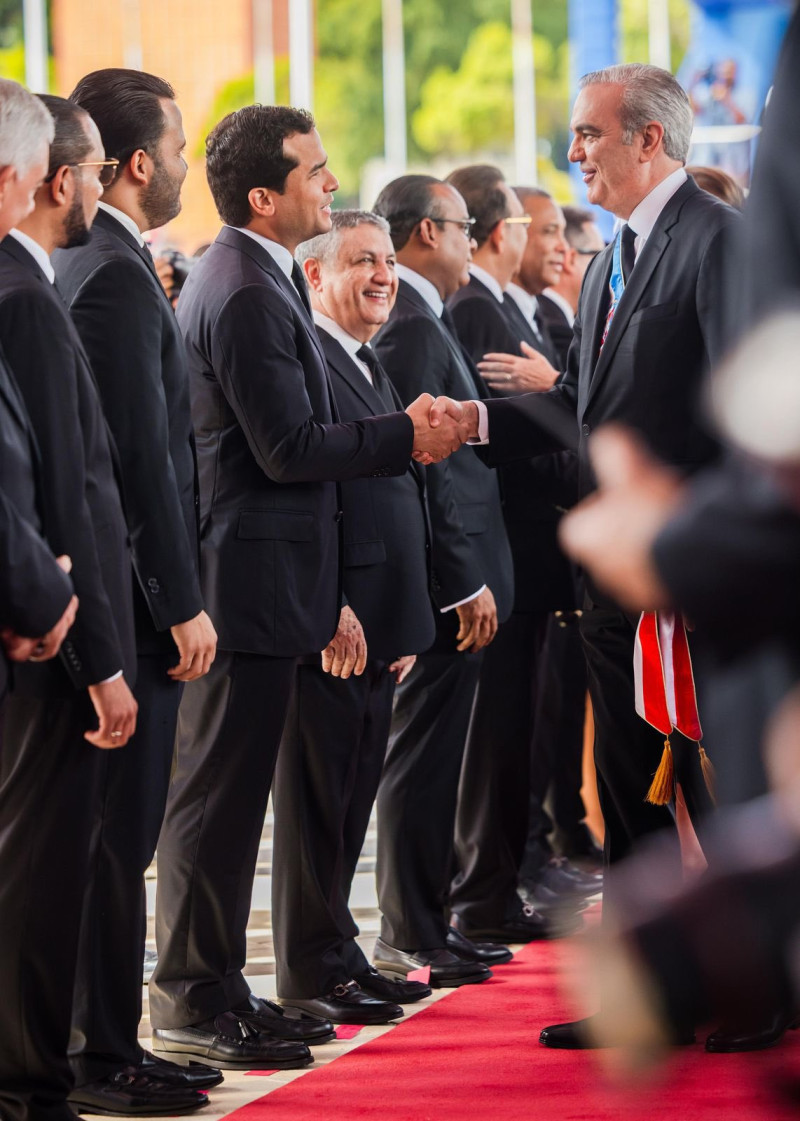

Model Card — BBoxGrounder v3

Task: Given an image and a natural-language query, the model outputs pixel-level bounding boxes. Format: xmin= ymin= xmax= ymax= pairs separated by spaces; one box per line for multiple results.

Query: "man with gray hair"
xmin=445 ymin=63 xmax=739 ymax=1047
xmin=271 ymin=209 xmax=436 ymax=1024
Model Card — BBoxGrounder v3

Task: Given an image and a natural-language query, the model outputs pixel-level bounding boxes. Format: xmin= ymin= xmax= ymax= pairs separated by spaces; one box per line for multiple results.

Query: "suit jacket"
xmin=0 ymin=236 xmax=136 ymax=695
xmin=484 ymin=179 xmax=738 ymax=497
xmin=373 ymin=279 xmax=514 ymax=621
xmin=53 ymin=208 xmax=203 ymax=652
xmin=176 ymin=226 xmax=413 ymax=657
xmin=447 ymin=275 xmax=577 ymax=611
xmin=537 ymin=293 xmax=574 ymax=371
xmin=319 ymin=328 xmax=435 ymax=660
xmin=0 ymin=358 xmax=73 ymax=696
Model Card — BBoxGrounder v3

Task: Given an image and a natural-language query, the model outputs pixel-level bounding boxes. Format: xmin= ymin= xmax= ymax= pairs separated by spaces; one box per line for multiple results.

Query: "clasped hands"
xmin=478 ymin=342 xmax=560 ymax=394
xmin=405 ymin=394 xmax=480 ymax=465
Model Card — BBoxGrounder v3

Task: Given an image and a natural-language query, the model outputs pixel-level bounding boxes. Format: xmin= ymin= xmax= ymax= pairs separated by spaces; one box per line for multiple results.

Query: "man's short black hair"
xmin=446 ymin=164 xmax=507 ymax=248
xmin=372 ymin=174 xmax=445 ymax=251
xmin=37 ymin=94 xmax=92 ymax=179
xmin=69 ymin=68 xmax=175 ymax=182
xmin=205 ymin=105 xmax=315 ymax=228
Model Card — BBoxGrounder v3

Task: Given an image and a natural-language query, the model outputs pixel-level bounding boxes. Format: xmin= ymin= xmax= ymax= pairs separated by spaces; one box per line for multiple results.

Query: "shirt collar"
xmin=468 ymin=263 xmax=504 ymax=303
xmin=505 ymin=281 xmax=538 ymax=324
xmin=97 ymin=201 xmax=146 ymax=247
xmin=8 ymin=228 xmax=55 ymax=283
xmin=395 ymin=262 xmax=443 ymax=318
xmin=541 ymin=286 xmax=575 ymax=327
xmin=627 ymin=167 xmax=688 ymax=246
xmin=231 ymin=225 xmax=294 ymax=279
xmin=312 ymin=310 xmax=364 ymax=359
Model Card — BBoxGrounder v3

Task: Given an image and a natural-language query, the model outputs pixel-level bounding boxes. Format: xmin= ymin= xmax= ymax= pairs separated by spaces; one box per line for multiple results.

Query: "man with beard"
xmin=52 ymin=71 xmax=219 ymax=1114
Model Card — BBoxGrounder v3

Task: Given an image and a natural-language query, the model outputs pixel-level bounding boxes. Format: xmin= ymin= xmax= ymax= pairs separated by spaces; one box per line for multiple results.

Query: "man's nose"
xmin=567 ymin=136 xmax=581 ymax=163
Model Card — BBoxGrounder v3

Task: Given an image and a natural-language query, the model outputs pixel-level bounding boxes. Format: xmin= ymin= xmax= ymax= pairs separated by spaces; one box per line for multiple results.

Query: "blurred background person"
xmin=539 ymin=204 xmax=606 ymax=369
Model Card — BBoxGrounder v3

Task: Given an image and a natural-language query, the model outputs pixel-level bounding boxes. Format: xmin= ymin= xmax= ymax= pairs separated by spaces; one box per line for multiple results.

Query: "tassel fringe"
xmin=646 ymin=738 xmax=675 ymax=805
xmin=698 ymin=744 xmax=717 ymax=804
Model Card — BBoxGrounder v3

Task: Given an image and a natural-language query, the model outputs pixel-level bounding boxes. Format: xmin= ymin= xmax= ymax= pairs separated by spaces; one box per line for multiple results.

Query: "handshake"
xmin=405 ymin=394 xmax=481 ymax=465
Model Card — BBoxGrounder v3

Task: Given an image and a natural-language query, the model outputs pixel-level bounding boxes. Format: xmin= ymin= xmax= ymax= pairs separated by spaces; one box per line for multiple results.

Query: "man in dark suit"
xmin=539 ymin=205 xmax=605 ymax=371
xmin=148 ymin=106 xmax=465 ymax=1068
xmin=270 ymin=209 xmax=436 ymax=1025
xmin=444 ymin=165 xmax=595 ymax=943
xmin=441 ymin=63 xmax=738 ymax=1046
xmin=368 ymin=174 xmax=516 ymax=985
xmin=52 ymin=70 xmax=220 ymax=1110
xmin=0 ymin=81 xmax=134 ymax=1121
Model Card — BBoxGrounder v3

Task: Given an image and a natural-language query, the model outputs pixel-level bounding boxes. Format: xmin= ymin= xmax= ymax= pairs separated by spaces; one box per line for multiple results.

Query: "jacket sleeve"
xmin=0 ymin=486 xmax=73 ymax=636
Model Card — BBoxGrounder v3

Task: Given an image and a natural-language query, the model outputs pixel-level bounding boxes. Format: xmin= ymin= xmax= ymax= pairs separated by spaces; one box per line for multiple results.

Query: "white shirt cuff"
xmin=98 ymin=670 xmax=123 ymax=684
xmin=440 ymin=584 xmax=486 ymax=613
xmin=466 ymin=400 xmax=490 ymax=444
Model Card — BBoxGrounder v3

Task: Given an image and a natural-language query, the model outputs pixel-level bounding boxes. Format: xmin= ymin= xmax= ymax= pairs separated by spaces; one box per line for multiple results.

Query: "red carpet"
xmin=229 ymin=939 xmax=800 ymax=1120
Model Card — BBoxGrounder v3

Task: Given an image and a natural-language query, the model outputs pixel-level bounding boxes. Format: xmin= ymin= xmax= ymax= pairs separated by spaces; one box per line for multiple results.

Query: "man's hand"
xmin=558 ymin=425 xmax=683 ymax=611
xmin=478 ymin=343 xmax=560 ymax=393
xmin=387 ymin=654 xmax=416 ymax=684
xmin=406 ymin=393 xmax=470 ymax=465
xmin=86 ymin=676 xmax=138 ymax=749
xmin=154 ymin=255 xmax=175 ymax=298
xmin=321 ymin=605 xmax=367 ymax=678
xmin=169 ymin=610 xmax=218 ymax=681
xmin=455 ymin=587 xmax=498 ymax=652
xmin=424 ymin=397 xmax=480 ymax=453
xmin=2 ymin=589 xmax=80 ymax=663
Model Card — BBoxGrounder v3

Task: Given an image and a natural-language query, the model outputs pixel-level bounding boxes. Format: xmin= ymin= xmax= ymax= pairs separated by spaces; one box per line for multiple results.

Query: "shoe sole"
xmin=151 ymin=1046 xmax=314 ymax=1072
xmin=69 ymin=1099 xmax=208 ymax=1116
xmin=279 ymin=999 xmax=404 ymax=1026
xmin=373 ymin=963 xmax=491 ymax=989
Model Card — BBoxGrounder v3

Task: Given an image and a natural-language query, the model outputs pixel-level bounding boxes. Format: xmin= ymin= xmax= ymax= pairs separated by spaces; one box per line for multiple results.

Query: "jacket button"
xmin=581 ymin=423 xmax=591 ymax=437
xmin=334 ymin=511 xmax=343 ymax=523
xmin=147 ymin=577 xmax=160 ymax=593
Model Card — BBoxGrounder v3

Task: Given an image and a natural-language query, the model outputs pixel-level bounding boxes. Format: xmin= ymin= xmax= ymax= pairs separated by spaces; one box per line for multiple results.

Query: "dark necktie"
xmin=356 ymin=344 xmax=395 ymax=411
xmin=291 ymin=260 xmax=312 ymax=316
xmin=599 ymin=224 xmax=637 ymax=351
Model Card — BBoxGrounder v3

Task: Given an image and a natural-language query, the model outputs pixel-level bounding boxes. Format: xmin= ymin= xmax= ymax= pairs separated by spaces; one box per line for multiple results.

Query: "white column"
xmin=511 ymin=0 xmax=537 ymax=184
xmin=120 ymin=0 xmax=143 ymax=71
xmin=382 ymin=0 xmax=407 ymax=174
xmin=23 ymin=0 xmax=48 ymax=91
xmin=648 ymin=0 xmax=671 ymax=71
xmin=253 ymin=0 xmax=275 ymax=105
xmin=289 ymin=0 xmax=314 ymax=111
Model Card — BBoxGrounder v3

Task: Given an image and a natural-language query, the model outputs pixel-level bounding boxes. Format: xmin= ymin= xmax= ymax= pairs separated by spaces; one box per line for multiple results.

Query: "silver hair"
xmin=297 ymin=209 xmax=391 ymax=267
xmin=0 ymin=79 xmax=54 ymax=173
xmin=579 ymin=63 xmax=693 ymax=163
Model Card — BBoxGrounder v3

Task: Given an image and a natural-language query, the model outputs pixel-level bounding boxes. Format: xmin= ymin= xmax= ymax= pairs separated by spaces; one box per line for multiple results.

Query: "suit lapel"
xmin=93 ymin=209 xmax=175 ymax=311
xmin=319 ymin=330 xmax=388 ymax=417
xmin=399 ymin=282 xmax=485 ymax=399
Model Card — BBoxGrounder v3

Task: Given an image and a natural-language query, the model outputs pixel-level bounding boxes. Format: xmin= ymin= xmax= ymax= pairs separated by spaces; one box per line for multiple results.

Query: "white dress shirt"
xmin=505 ymin=281 xmax=538 ymax=327
xmin=8 ymin=228 xmax=55 ymax=283
xmin=97 ymin=201 xmax=146 ymax=247
xmin=231 ymin=225 xmax=295 ymax=279
xmin=468 ymin=263 xmax=503 ymax=303
xmin=312 ymin=311 xmax=373 ymax=385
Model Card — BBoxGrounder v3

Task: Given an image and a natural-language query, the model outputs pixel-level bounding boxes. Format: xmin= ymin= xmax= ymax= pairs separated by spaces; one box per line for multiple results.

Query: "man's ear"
xmin=303 ymin=256 xmax=323 ymax=293
xmin=127 ymin=148 xmax=150 ymax=188
xmin=47 ymin=164 xmax=72 ymax=209
xmin=487 ymin=219 xmax=504 ymax=254
xmin=247 ymin=186 xmax=277 ymax=221
xmin=639 ymin=120 xmax=665 ymax=163
xmin=562 ymin=245 xmax=578 ymax=276
xmin=416 ymin=216 xmax=439 ymax=249
xmin=0 ymin=164 xmax=15 ymax=205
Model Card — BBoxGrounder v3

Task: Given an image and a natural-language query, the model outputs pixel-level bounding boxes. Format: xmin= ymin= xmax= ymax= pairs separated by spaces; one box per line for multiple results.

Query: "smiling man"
xmin=439 ymin=63 xmax=739 ymax=1048
xmin=270 ymin=210 xmax=436 ymax=1026
xmin=149 ymin=109 xmax=466 ymax=1070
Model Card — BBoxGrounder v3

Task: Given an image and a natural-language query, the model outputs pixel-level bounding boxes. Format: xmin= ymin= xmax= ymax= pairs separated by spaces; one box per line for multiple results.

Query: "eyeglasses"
xmin=45 ymin=158 xmax=120 ymax=187
xmin=503 ymin=215 xmax=533 ymax=227
xmin=425 ymin=216 xmax=477 ymax=238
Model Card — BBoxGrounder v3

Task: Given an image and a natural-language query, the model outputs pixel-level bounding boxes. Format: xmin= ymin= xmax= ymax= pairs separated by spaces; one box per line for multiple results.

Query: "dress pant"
xmin=70 ymin=653 xmax=181 ymax=1084
xmin=377 ymin=613 xmax=483 ymax=949
xmin=0 ymin=692 xmax=100 ymax=1121
xmin=449 ymin=611 xmax=550 ymax=927
xmin=149 ymin=651 xmax=297 ymax=1029
xmin=272 ymin=659 xmax=394 ymax=999
xmin=521 ymin=611 xmax=588 ymax=877
xmin=578 ymin=606 xmax=714 ymax=868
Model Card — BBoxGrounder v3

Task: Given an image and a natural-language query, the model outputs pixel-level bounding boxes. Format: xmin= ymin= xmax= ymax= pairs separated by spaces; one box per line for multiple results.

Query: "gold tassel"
xmin=698 ymin=744 xmax=717 ymax=804
xmin=646 ymin=738 xmax=674 ymax=805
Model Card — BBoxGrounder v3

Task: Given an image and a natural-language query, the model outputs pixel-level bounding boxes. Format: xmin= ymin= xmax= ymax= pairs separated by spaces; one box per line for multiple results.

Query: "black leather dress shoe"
xmin=451 ymin=901 xmax=559 ymax=943
xmin=705 ymin=1010 xmax=800 ymax=1053
xmin=152 ymin=1011 xmax=313 ymax=1070
xmin=281 ymin=980 xmax=404 ymax=1024
xmin=540 ymin=1014 xmax=695 ymax=1050
xmin=138 ymin=1050 xmax=223 ymax=1090
xmin=237 ymin=993 xmax=335 ymax=1043
xmin=353 ymin=964 xmax=431 ymax=1003
xmin=373 ymin=938 xmax=491 ymax=988
xmin=538 ymin=859 xmax=603 ymax=898
xmin=68 ymin=1069 xmax=208 ymax=1115
xmin=446 ymin=926 xmax=513 ymax=965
